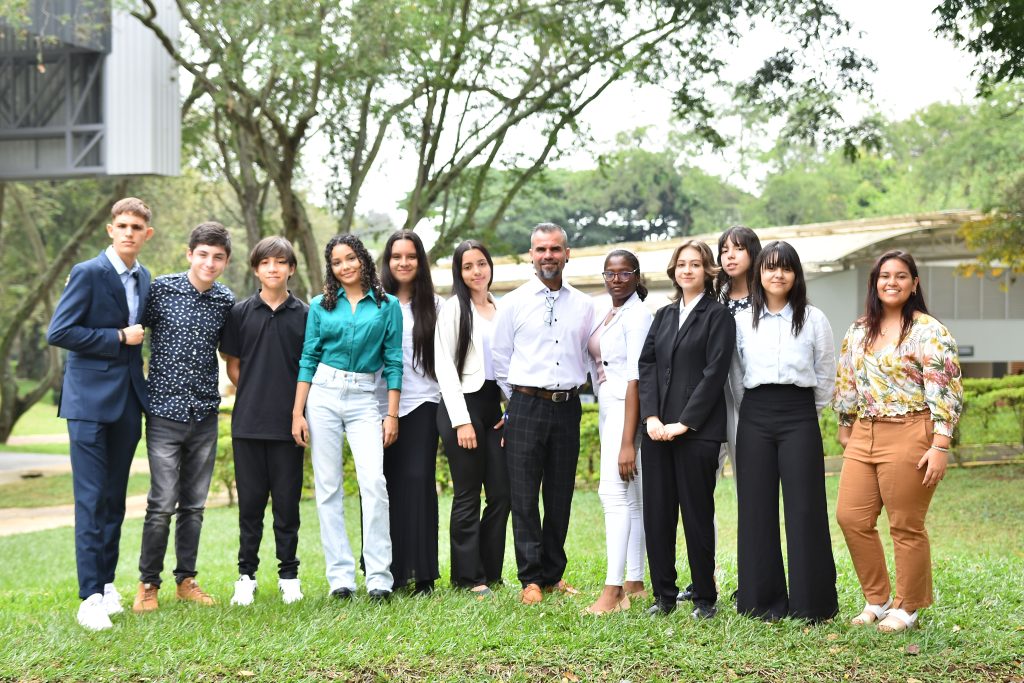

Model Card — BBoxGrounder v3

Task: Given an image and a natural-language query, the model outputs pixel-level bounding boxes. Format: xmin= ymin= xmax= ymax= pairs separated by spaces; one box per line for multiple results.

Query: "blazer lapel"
xmin=99 ymin=254 xmax=131 ymax=323
xmin=672 ymin=296 xmax=708 ymax=352
xmin=136 ymin=267 xmax=151 ymax=325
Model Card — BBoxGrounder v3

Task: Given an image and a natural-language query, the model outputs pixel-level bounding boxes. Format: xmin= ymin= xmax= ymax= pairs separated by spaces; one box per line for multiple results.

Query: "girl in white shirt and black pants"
xmin=731 ymin=241 xmax=839 ymax=622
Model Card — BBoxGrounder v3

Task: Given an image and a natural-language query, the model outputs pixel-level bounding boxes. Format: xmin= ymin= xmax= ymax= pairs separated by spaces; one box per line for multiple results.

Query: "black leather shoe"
xmin=330 ymin=587 xmax=354 ymax=600
xmin=646 ymin=598 xmax=676 ymax=616
xmin=412 ymin=580 xmax=434 ymax=596
xmin=677 ymin=584 xmax=695 ymax=603
xmin=691 ymin=601 xmax=718 ymax=620
xmin=368 ymin=589 xmax=392 ymax=602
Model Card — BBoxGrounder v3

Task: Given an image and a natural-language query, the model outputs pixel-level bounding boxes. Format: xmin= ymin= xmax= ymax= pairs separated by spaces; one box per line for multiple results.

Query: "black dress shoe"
xmin=412 ymin=580 xmax=434 ymax=596
xmin=677 ymin=584 xmax=696 ymax=603
xmin=691 ymin=601 xmax=718 ymax=620
xmin=368 ymin=589 xmax=392 ymax=602
xmin=331 ymin=587 xmax=354 ymax=600
xmin=646 ymin=598 xmax=676 ymax=616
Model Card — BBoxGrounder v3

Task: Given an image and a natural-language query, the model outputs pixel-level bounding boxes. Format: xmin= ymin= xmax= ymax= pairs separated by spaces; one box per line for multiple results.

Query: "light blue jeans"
xmin=307 ymin=364 xmax=393 ymax=593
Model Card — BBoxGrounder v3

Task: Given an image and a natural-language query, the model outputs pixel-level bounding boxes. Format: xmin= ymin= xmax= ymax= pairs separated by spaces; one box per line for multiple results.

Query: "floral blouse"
xmin=832 ymin=314 xmax=963 ymax=437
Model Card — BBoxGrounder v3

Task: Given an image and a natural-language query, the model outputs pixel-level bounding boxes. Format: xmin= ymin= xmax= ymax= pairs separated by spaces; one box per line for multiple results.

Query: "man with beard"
xmin=492 ymin=223 xmax=595 ymax=605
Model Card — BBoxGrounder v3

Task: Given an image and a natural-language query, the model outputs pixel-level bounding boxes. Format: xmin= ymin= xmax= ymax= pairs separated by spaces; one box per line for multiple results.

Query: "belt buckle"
xmin=551 ymin=390 xmax=570 ymax=403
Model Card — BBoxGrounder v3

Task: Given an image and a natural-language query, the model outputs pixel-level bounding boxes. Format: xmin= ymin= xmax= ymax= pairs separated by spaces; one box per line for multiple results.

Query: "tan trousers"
xmin=836 ymin=412 xmax=937 ymax=611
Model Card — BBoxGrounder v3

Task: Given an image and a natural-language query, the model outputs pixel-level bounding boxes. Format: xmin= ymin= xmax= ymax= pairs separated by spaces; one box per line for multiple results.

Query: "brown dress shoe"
xmin=520 ymin=583 xmax=543 ymax=605
xmin=544 ymin=579 xmax=579 ymax=595
xmin=176 ymin=577 xmax=216 ymax=605
xmin=133 ymin=582 xmax=159 ymax=613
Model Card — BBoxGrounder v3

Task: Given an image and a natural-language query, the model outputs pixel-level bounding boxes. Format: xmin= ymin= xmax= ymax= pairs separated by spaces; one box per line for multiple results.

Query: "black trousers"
xmin=382 ymin=401 xmax=440 ymax=588
xmin=233 ymin=438 xmax=304 ymax=579
xmin=504 ymin=391 xmax=581 ymax=587
xmin=642 ymin=435 xmax=719 ymax=605
xmin=438 ymin=381 xmax=510 ymax=587
xmin=735 ymin=385 xmax=838 ymax=621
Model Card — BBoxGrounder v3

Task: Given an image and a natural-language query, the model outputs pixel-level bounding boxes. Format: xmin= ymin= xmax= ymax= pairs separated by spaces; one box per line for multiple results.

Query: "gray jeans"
xmin=138 ymin=413 xmax=218 ymax=586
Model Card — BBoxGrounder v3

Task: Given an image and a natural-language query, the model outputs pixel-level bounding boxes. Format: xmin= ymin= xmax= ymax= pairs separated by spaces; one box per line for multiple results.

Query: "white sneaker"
xmin=77 ymin=593 xmax=113 ymax=631
xmin=101 ymin=583 xmax=124 ymax=615
xmin=230 ymin=575 xmax=257 ymax=606
xmin=279 ymin=578 xmax=303 ymax=605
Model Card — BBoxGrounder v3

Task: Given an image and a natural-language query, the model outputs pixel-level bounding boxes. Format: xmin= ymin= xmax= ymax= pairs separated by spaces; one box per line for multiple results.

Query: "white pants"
xmin=597 ymin=395 xmax=645 ymax=586
xmin=307 ymin=364 xmax=393 ymax=592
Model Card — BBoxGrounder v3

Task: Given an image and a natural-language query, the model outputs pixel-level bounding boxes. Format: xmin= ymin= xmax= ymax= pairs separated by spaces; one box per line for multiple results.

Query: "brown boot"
xmin=176 ymin=577 xmax=216 ymax=605
xmin=133 ymin=582 xmax=159 ymax=613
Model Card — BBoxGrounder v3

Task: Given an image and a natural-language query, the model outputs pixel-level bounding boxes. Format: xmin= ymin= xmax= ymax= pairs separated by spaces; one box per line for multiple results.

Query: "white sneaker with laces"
xmin=279 ymin=578 xmax=303 ymax=605
xmin=77 ymin=593 xmax=113 ymax=631
xmin=230 ymin=575 xmax=257 ymax=606
xmin=101 ymin=583 xmax=124 ymax=615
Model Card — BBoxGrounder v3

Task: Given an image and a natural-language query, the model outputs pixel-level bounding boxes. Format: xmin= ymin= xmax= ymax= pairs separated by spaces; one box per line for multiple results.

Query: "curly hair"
xmin=320 ymin=234 xmax=387 ymax=311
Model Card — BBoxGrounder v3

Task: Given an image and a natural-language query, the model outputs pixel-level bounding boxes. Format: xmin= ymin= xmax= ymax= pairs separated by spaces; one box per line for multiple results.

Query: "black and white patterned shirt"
xmin=144 ymin=272 xmax=235 ymax=423
xmin=724 ymin=294 xmax=751 ymax=317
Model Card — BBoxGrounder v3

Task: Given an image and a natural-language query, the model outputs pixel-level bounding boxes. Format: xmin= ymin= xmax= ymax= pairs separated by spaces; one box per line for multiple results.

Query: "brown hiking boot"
xmin=133 ymin=582 xmax=159 ymax=613
xmin=176 ymin=577 xmax=216 ymax=605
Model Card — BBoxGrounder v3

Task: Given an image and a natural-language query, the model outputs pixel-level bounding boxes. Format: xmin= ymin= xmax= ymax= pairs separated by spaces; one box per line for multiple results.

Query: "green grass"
xmin=0 ymin=473 xmax=150 ymax=508
xmin=8 ymin=398 xmax=63 ymax=437
xmin=0 ymin=465 xmax=1021 ymax=681
xmin=1 ymin=440 xmax=148 ymax=458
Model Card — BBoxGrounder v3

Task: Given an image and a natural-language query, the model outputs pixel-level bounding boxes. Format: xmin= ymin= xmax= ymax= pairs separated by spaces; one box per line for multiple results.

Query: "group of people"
xmin=49 ymin=197 xmax=963 ymax=636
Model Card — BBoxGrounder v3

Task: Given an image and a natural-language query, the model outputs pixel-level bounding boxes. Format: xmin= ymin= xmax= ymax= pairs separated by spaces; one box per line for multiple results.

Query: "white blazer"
xmin=434 ymin=293 xmax=496 ymax=428
xmin=589 ymin=292 xmax=654 ymax=402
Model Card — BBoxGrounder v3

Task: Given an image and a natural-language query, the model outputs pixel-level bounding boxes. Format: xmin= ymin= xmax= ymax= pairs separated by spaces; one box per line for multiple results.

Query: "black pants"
xmin=438 ymin=381 xmax=510 ymax=587
xmin=504 ymin=391 xmax=581 ymax=587
xmin=233 ymin=438 xmax=304 ymax=579
xmin=382 ymin=401 xmax=440 ymax=588
xmin=735 ymin=385 xmax=838 ymax=621
xmin=642 ymin=435 xmax=719 ymax=605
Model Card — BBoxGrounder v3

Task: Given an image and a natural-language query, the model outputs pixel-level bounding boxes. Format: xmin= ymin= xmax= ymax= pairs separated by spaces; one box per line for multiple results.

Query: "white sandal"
xmin=850 ymin=597 xmax=893 ymax=626
xmin=877 ymin=607 xmax=918 ymax=633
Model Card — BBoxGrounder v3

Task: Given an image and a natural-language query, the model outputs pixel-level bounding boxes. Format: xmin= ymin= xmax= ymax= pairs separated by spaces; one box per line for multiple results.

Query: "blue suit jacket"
xmin=47 ymin=252 xmax=151 ymax=422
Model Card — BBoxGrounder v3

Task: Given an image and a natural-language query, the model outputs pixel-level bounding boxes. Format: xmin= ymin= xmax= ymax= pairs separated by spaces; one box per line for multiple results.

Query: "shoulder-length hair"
xmin=665 ymin=239 xmax=718 ymax=302
xmin=715 ymin=225 xmax=762 ymax=298
xmin=451 ymin=240 xmax=495 ymax=377
xmin=321 ymin=234 xmax=386 ymax=311
xmin=381 ymin=230 xmax=437 ymax=381
xmin=750 ymin=240 xmax=808 ymax=335
xmin=862 ymin=250 xmax=929 ymax=349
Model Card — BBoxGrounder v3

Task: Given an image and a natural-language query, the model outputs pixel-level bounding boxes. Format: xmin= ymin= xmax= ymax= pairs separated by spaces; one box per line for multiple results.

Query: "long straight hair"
xmin=381 ymin=230 xmax=437 ymax=381
xmin=750 ymin=240 xmax=808 ymax=335
xmin=862 ymin=250 xmax=929 ymax=349
xmin=716 ymin=225 xmax=762 ymax=299
xmin=451 ymin=240 xmax=494 ymax=378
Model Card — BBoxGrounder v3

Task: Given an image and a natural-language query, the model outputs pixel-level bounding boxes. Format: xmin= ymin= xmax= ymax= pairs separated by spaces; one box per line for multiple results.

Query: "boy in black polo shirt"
xmin=220 ymin=236 xmax=309 ymax=605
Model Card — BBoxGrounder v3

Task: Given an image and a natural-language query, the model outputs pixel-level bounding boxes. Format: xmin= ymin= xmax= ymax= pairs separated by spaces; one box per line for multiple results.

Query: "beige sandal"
xmin=877 ymin=608 xmax=918 ymax=633
xmin=850 ymin=597 xmax=893 ymax=626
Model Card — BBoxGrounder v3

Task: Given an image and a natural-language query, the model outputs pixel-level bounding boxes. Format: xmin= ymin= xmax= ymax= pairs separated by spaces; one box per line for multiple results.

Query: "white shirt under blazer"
xmin=730 ymin=302 xmax=836 ymax=414
xmin=590 ymin=292 xmax=654 ymax=402
xmin=492 ymin=276 xmax=595 ymax=399
xmin=434 ymin=293 xmax=498 ymax=428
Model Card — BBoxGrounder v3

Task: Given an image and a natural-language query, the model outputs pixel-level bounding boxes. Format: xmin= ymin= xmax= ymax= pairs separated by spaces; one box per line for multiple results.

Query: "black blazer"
xmin=638 ymin=294 xmax=736 ymax=442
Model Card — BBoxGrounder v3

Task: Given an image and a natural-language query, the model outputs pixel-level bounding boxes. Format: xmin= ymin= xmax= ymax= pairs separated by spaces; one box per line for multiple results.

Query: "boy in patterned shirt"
xmin=133 ymin=222 xmax=235 ymax=612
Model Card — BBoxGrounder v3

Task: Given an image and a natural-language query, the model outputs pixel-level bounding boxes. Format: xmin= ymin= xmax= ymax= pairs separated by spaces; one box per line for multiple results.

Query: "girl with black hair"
xmin=433 ymin=240 xmax=510 ymax=598
xmin=585 ymin=249 xmax=653 ymax=615
xmin=730 ymin=240 xmax=839 ymax=622
xmin=378 ymin=230 xmax=442 ymax=594
xmin=291 ymin=234 xmax=402 ymax=601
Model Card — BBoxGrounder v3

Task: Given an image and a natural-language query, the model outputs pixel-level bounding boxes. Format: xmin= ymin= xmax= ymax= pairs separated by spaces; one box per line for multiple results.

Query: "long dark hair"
xmin=862 ymin=250 xmax=929 ymax=350
xmin=451 ymin=240 xmax=494 ymax=378
xmin=604 ymin=249 xmax=648 ymax=301
xmin=716 ymin=225 xmax=762 ymax=299
xmin=750 ymin=241 xmax=808 ymax=335
xmin=381 ymin=230 xmax=437 ymax=380
xmin=665 ymin=239 xmax=718 ymax=302
xmin=321 ymin=234 xmax=386 ymax=312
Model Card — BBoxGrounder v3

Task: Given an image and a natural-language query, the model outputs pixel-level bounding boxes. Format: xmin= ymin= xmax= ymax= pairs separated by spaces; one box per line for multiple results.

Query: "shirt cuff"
xmin=932 ymin=420 xmax=955 ymax=438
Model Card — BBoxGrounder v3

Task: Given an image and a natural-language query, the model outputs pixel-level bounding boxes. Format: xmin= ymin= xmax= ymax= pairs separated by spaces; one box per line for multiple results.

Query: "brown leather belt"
xmin=513 ymin=385 xmax=579 ymax=403
xmin=862 ymin=409 xmax=930 ymax=423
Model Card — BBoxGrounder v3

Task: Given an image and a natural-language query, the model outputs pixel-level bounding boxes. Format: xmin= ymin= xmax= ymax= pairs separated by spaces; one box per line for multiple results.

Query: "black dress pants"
xmin=233 ymin=438 xmax=304 ymax=579
xmin=642 ymin=435 xmax=719 ymax=605
xmin=735 ymin=385 xmax=838 ymax=622
xmin=503 ymin=391 xmax=581 ymax=587
xmin=437 ymin=381 xmax=510 ymax=587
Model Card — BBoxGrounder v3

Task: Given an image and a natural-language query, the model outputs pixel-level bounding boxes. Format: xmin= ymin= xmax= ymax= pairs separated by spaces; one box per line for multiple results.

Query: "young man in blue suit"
xmin=47 ymin=197 xmax=154 ymax=631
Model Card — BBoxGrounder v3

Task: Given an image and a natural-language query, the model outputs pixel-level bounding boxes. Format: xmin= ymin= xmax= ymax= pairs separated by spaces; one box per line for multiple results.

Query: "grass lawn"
xmin=0 ymin=465 xmax=1021 ymax=681
xmin=8 ymin=399 xmax=64 ymax=437
xmin=0 ymin=473 xmax=150 ymax=508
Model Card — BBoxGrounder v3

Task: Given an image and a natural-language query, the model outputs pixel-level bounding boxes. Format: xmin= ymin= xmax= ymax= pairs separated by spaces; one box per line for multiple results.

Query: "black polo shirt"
xmin=221 ymin=291 xmax=308 ymax=441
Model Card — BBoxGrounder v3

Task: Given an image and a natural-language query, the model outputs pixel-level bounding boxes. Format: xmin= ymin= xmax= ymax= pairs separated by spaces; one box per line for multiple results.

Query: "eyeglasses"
xmin=544 ymin=294 xmax=555 ymax=326
xmin=602 ymin=270 xmax=638 ymax=283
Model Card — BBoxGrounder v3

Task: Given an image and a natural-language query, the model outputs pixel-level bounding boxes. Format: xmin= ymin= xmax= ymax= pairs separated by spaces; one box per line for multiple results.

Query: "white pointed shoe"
xmin=101 ymin=583 xmax=124 ymax=615
xmin=77 ymin=593 xmax=113 ymax=631
xmin=230 ymin=575 xmax=257 ymax=606
xmin=279 ymin=578 xmax=303 ymax=605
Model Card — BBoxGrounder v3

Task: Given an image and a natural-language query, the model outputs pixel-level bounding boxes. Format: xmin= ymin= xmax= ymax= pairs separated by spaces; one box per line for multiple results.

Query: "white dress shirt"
xmin=677 ymin=292 xmax=704 ymax=329
xmin=730 ymin=303 xmax=836 ymax=414
xmin=104 ymin=245 xmax=141 ymax=325
xmin=377 ymin=295 xmax=442 ymax=418
xmin=492 ymin=276 xmax=595 ymax=399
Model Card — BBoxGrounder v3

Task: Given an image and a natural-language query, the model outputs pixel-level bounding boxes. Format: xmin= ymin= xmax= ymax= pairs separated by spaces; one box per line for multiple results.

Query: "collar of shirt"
xmin=678 ymin=291 xmax=704 ymax=316
xmin=104 ymin=245 xmax=139 ymax=277
xmin=340 ymin=287 xmax=383 ymax=305
xmin=161 ymin=271 xmax=233 ymax=302
xmin=529 ymin=274 xmax=567 ymax=296
xmin=255 ymin=291 xmax=302 ymax=312
xmin=759 ymin=301 xmax=793 ymax=322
